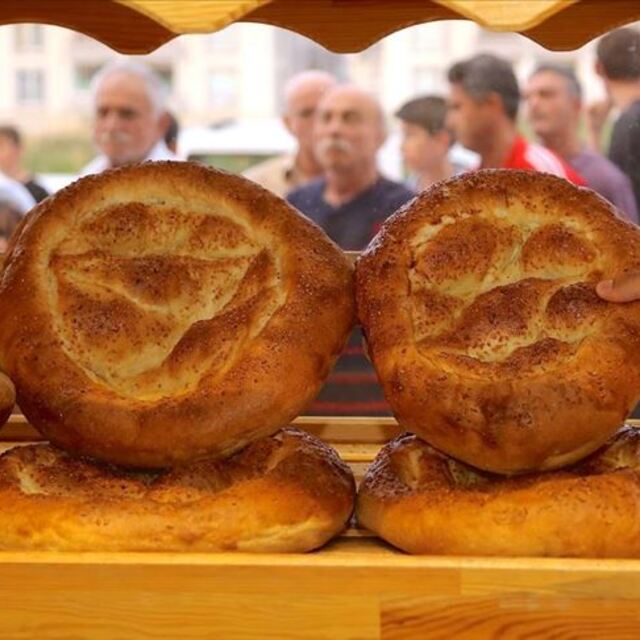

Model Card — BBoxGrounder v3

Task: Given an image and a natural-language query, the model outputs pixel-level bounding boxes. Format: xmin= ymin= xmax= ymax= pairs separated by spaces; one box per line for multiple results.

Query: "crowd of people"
xmin=1 ymin=27 xmax=640 ymax=412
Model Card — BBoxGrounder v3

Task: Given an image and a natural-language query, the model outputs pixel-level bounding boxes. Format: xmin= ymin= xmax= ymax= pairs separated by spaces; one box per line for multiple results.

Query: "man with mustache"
xmin=287 ymin=84 xmax=414 ymax=250
xmin=81 ymin=61 xmax=176 ymax=176
xmin=287 ymin=85 xmax=415 ymax=416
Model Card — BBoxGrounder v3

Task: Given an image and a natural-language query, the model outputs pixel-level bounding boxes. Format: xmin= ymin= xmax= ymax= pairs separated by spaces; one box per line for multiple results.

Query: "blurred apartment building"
xmin=0 ymin=20 xmax=607 ymax=136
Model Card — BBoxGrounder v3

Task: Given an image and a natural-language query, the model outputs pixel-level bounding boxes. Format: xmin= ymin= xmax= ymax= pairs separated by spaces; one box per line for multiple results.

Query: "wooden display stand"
xmin=2 ymin=0 xmax=640 ymax=637
xmin=3 ymin=415 xmax=640 ymax=639
xmin=2 ymin=1 xmax=640 ymax=54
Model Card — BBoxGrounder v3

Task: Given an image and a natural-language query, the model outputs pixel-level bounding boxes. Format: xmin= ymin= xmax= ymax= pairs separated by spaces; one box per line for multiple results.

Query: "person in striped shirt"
xmin=446 ymin=53 xmax=585 ymax=184
xmin=287 ymin=85 xmax=415 ymax=416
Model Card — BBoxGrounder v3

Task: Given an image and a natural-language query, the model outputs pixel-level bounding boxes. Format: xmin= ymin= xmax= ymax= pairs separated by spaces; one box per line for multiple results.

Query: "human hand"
xmin=596 ymin=273 xmax=640 ymax=302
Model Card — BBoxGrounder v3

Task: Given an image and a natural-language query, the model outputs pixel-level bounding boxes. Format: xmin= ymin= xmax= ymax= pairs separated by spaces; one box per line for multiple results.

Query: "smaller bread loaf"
xmin=357 ymin=426 xmax=640 ymax=557
xmin=0 ymin=427 xmax=355 ymax=552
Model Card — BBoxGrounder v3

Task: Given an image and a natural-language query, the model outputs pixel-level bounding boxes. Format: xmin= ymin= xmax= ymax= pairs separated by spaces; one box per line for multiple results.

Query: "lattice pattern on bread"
xmin=0 ymin=428 xmax=355 ymax=552
xmin=410 ymin=210 xmax=606 ymax=375
xmin=356 ymin=426 xmax=640 ymax=557
xmin=50 ymin=198 xmax=284 ymax=399
xmin=356 ymin=170 xmax=640 ymax=474
xmin=0 ymin=162 xmax=355 ymax=468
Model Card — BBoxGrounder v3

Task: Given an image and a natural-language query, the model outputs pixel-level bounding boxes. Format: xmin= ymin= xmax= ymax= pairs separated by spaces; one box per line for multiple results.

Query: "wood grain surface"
xmin=2 ymin=1 xmax=640 ymax=54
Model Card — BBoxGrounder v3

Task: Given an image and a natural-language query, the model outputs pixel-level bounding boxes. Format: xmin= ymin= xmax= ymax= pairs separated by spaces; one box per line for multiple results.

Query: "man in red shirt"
xmin=446 ymin=53 xmax=584 ymax=184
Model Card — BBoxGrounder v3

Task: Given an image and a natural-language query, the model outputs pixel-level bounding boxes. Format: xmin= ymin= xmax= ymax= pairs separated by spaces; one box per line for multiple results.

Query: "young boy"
xmin=395 ymin=95 xmax=458 ymax=191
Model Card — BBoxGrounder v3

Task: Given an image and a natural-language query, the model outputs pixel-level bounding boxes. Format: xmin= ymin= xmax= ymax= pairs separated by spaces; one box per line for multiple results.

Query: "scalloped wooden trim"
xmin=0 ymin=0 xmax=639 ymax=54
xmin=432 ymin=0 xmax=578 ymax=32
xmin=115 ymin=0 xmax=272 ymax=33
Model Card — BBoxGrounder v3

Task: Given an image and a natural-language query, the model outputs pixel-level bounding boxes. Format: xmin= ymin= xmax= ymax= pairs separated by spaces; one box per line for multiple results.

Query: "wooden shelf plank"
xmin=0 ymin=414 xmax=403 ymax=443
xmin=6 ymin=415 xmax=637 ymax=444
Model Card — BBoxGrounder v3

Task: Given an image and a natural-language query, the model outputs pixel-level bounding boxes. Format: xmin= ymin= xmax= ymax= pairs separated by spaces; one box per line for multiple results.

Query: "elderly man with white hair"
xmin=287 ymin=84 xmax=414 ymax=251
xmin=81 ymin=60 xmax=176 ymax=176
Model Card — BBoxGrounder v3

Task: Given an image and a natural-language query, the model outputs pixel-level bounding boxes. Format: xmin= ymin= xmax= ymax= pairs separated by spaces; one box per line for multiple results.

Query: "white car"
xmin=178 ymin=118 xmax=477 ymax=182
xmin=178 ymin=119 xmax=295 ymax=174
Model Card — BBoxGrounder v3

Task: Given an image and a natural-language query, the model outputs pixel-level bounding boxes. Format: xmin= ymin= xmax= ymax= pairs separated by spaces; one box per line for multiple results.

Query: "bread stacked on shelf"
xmin=0 ymin=161 xmax=355 ymax=552
xmin=356 ymin=169 xmax=640 ymax=557
xmin=0 ymin=427 xmax=355 ymax=552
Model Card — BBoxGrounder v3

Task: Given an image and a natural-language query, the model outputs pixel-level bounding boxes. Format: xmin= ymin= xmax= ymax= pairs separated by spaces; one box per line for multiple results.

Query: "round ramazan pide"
xmin=356 ymin=169 xmax=640 ymax=474
xmin=0 ymin=161 xmax=355 ymax=468
xmin=356 ymin=426 xmax=640 ymax=557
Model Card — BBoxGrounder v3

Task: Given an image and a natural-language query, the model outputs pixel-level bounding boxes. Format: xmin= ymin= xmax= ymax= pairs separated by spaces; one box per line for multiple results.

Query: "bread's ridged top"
xmin=0 ymin=162 xmax=354 ymax=467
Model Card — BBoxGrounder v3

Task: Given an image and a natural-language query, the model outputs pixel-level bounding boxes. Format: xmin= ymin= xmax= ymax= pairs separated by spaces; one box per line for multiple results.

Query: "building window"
xmin=16 ymin=70 xmax=45 ymax=105
xmin=14 ymin=25 xmax=44 ymax=52
xmin=412 ymin=24 xmax=446 ymax=52
xmin=208 ymin=71 xmax=238 ymax=109
xmin=74 ymin=65 xmax=100 ymax=91
xmin=413 ymin=67 xmax=446 ymax=94
xmin=155 ymin=68 xmax=173 ymax=90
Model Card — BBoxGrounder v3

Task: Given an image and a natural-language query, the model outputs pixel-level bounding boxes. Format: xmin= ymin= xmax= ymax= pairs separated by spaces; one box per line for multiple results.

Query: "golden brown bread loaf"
xmin=356 ymin=169 xmax=640 ymax=473
xmin=0 ymin=371 xmax=15 ymax=427
xmin=0 ymin=162 xmax=354 ymax=468
xmin=357 ymin=426 xmax=640 ymax=557
xmin=0 ymin=427 xmax=355 ymax=552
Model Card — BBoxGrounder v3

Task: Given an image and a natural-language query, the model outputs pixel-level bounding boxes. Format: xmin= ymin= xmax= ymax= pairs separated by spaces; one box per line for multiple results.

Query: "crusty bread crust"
xmin=0 ymin=427 xmax=355 ymax=552
xmin=357 ymin=426 xmax=640 ymax=557
xmin=0 ymin=162 xmax=354 ymax=468
xmin=357 ymin=169 xmax=640 ymax=473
